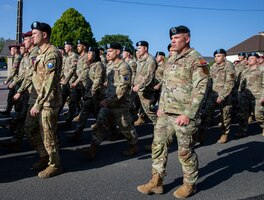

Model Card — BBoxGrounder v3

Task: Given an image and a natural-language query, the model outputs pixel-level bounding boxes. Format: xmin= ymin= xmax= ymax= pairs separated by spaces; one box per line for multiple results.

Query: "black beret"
xmin=155 ymin=51 xmax=165 ymax=57
xmin=88 ymin=47 xmax=99 ymax=52
xmin=76 ymin=39 xmax=88 ymax=46
xmin=106 ymin=42 xmax=122 ymax=50
xmin=248 ymin=52 xmax=260 ymax=58
xmin=167 ymin=43 xmax=172 ymax=51
xmin=122 ymin=46 xmax=132 ymax=53
xmin=31 ymin=21 xmax=51 ymax=36
xmin=238 ymin=52 xmax=246 ymax=57
xmin=56 ymin=46 xmax=64 ymax=50
xmin=214 ymin=49 xmax=226 ymax=56
xmin=64 ymin=41 xmax=74 ymax=46
xmin=98 ymin=46 xmax=105 ymax=51
xmin=22 ymin=31 xmax=32 ymax=38
xmin=169 ymin=25 xmax=190 ymax=38
xmin=8 ymin=44 xmax=20 ymax=50
xmin=136 ymin=41 xmax=149 ymax=48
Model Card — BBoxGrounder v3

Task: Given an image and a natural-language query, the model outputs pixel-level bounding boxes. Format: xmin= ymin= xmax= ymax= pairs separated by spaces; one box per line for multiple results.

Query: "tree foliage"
xmin=0 ymin=37 xmax=5 ymax=53
xmin=51 ymin=8 xmax=97 ymax=47
xmin=98 ymin=34 xmax=134 ymax=50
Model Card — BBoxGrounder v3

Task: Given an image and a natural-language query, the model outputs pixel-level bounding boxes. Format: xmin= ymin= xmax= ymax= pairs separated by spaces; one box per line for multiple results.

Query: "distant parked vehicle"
xmin=0 ymin=57 xmax=7 ymax=69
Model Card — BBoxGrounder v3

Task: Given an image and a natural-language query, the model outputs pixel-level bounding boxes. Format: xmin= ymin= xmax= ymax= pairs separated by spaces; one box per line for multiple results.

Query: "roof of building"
xmin=0 ymin=39 xmax=17 ymax=57
xmin=227 ymin=32 xmax=264 ymax=55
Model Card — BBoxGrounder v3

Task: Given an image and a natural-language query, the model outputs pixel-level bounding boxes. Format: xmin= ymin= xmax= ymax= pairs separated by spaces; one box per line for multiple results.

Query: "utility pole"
xmin=16 ymin=0 xmax=23 ymax=44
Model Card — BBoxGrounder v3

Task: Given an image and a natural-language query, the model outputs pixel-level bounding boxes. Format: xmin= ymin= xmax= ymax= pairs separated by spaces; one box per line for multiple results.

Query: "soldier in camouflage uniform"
xmin=68 ymin=47 xmax=105 ymax=141
xmin=0 ymin=45 xmax=21 ymax=116
xmin=0 ymin=31 xmax=37 ymax=151
xmin=232 ymin=52 xmax=248 ymax=116
xmin=199 ymin=49 xmax=235 ymax=144
xmin=26 ymin=21 xmax=62 ymax=178
xmin=59 ymin=41 xmax=78 ymax=116
xmin=133 ymin=41 xmax=157 ymax=125
xmin=168 ymin=43 xmax=177 ymax=58
xmin=64 ymin=40 xmax=88 ymax=124
xmin=79 ymin=42 xmax=139 ymax=159
xmin=137 ymin=26 xmax=209 ymax=199
xmin=99 ymin=46 xmax=107 ymax=67
xmin=235 ymin=52 xmax=264 ymax=137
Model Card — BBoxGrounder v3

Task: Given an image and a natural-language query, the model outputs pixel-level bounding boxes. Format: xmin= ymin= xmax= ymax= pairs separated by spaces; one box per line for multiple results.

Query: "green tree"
xmin=0 ymin=37 xmax=5 ymax=53
xmin=98 ymin=34 xmax=134 ymax=50
xmin=51 ymin=8 xmax=97 ymax=47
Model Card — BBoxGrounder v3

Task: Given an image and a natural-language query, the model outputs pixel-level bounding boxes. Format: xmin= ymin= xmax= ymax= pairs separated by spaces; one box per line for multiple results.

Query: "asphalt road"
xmin=0 ymin=69 xmax=264 ymax=200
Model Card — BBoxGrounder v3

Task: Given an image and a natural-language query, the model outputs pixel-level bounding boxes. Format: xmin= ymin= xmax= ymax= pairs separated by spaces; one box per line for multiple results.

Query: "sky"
xmin=0 ymin=0 xmax=264 ymax=57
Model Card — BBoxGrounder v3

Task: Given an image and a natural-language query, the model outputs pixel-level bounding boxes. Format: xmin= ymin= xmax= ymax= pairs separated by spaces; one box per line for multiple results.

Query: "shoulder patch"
xmin=199 ymin=58 xmax=207 ymax=66
xmin=47 ymin=63 xmax=54 ymax=69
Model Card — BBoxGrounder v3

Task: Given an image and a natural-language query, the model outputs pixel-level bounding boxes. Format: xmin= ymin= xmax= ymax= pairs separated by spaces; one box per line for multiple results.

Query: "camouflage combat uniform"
xmin=76 ymin=61 xmax=106 ymax=132
xmin=238 ymin=65 xmax=264 ymax=134
xmin=27 ymin=44 xmax=62 ymax=168
xmin=200 ymin=60 xmax=235 ymax=137
xmin=66 ymin=52 xmax=88 ymax=121
xmin=60 ymin=51 xmax=78 ymax=114
xmin=152 ymin=48 xmax=209 ymax=185
xmin=91 ymin=59 xmax=138 ymax=146
xmin=5 ymin=54 xmax=22 ymax=113
xmin=134 ymin=54 xmax=157 ymax=123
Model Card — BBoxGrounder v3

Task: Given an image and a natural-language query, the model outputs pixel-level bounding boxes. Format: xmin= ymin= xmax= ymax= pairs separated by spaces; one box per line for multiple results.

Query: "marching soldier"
xmin=137 ymin=25 xmax=209 ymax=199
xmin=199 ymin=49 xmax=236 ymax=144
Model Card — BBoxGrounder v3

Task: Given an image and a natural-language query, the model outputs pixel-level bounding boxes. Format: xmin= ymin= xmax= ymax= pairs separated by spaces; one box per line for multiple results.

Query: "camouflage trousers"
xmin=91 ymin=107 xmax=138 ymax=146
xmin=12 ymin=90 xmax=30 ymax=143
xmin=25 ymin=105 xmax=60 ymax=167
xmin=59 ymin=83 xmax=71 ymax=114
xmin=76 ymin=97 xmax=101 ymax=131
xmin=238 ymin=96 xmax=264 ymax=133
xmin=152 ymin=113 xmax=198 ymax=185
xmin=67 ymin=87 xmax=84 ymax=121
xmin=138 ymin=91 xmax=157 ymax=124
xmin=201 ymin=94 xmax=232 ymax=135
xmin=6 ymin=86 xmax=16 ymax=112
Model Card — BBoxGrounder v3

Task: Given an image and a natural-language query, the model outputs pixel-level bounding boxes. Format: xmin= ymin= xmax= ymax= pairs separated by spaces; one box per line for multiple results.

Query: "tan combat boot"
xmin=134 ymin=114 xmax=145 ymax=126
xmin=32 ymin=156 xmax=49 ymax=170
xmin=248 ymin=115 xmax=254 ymax=123
xmin=137 ymin=173 xmax=163 ymax=194
xmin=38 ymin=166 xmax=62 ymax=178
xmin=217 ymin=134 xmax=228 ymax=144
xmin=173 ymin=183 xmax=196 ymax=199
xmin=122 ymin=144 xmax=139 ymax=156
xmin=79 ymin=144 xmax=98 ymax=160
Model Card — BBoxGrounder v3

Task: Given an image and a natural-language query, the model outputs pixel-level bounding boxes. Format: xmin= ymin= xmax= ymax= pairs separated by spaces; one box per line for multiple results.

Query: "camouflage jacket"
xmin=239 ymin=65 xmax=264 ymax=100
xmin=63 ymin=52 xmax=78 ymax=84
xmin=17 ymin=46 xmax=39 ymax=94
xmin=85 ymin=61 xmax=106 ymax=98
xmin=31 ymin=44 xmax=62 ymax=109
xmin=126 ymin=58 xmax=137 ymax=85
xmin=11 ymin=52 xmax=30 ymax=86
xmin=159 ymin=48 xmax=209 ymax=119
xmin=134 ymin=54 xmax=157 ymax=92
xmin=234 ymin=60 xmax=247 ymax=90
xmin=154 ymin=61 xmax=166 ymax=85
xmin=209 ymin=60 xmax=236 ymax=100
xmin=6 ymin=54 xmax=21 ymax=83
xmin=75 ymin=52 xmax=88 ymax=89
xmin=105 ymin=59 xmax=132 ymax=107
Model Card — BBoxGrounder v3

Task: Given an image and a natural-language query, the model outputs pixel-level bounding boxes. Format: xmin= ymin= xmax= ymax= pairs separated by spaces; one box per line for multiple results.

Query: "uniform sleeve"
xmin=91 ymin=63 xmax=104 ymax=96
xmin=33 ymin=54 xmax=58 ymax=110
xmin=219 ymin=62 xmax=236 ymax=100
xmin=106 ymin=65 xmax=131 ymax=105
xmin=183 ymin=58 xmax=209 ymax=119
xmin=63 ymin=55 xmax=78 ymax=84
xmin=6 ymin=55 xmax=21 ymax=83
